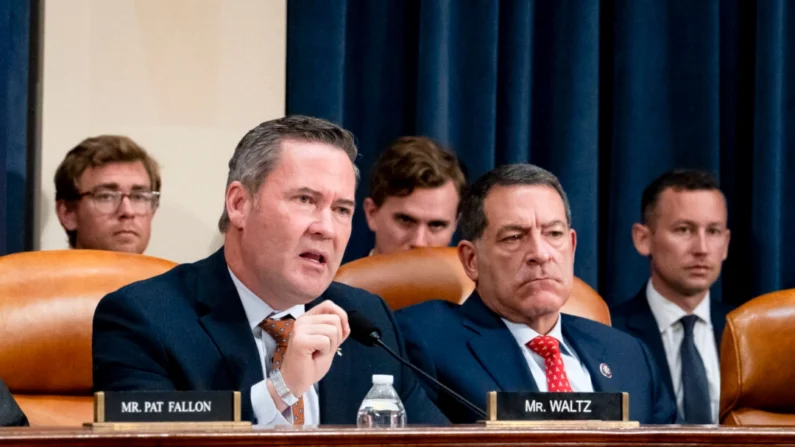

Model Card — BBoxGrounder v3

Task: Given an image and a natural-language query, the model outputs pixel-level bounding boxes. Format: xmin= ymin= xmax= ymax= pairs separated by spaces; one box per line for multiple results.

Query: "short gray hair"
xmin=218 ymin=115 xmax=359 ymax=232
xmin=458 ymin=164 xmax=572 ymax=241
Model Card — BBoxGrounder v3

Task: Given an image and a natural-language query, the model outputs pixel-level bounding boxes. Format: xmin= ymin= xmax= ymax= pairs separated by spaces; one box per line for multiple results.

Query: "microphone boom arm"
xmin=372 ymin=337 xmax=488 ymax=420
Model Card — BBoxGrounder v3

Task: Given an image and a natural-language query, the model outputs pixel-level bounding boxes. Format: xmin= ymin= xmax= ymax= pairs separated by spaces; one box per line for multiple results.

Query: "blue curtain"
xmin=0 ymin=0 xmax=33 ymax=255
xmin=287 ymin=0 xmax=795 ymax=305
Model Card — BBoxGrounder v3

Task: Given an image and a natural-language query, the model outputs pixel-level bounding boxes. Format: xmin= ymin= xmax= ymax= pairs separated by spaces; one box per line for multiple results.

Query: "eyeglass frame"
xmin=74 ymin=188 xmax=161 ymax=215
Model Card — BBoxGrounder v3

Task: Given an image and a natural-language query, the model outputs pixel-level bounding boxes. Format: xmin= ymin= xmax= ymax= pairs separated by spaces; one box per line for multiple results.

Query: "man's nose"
xmin=525 ymin=232 xmax=552 ymax=264
xmin=693 ymin=230 xmax=709 ymax=254
xmin=116 ymin=195 xmax=135 ymax=217
xmin=408 ymin=227 xmax=429 ymax=248
xmin=309 ymin=208 xmax=335 ymax=239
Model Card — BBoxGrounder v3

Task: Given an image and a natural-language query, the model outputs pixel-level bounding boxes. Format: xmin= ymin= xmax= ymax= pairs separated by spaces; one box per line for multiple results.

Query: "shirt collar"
xmin=502 ymin=313 xmax=575 ymax=356
xmin=228 ymin=268 xmax=306 ymax=332
xmin=646 ymin=278 xmax=712 ymax=333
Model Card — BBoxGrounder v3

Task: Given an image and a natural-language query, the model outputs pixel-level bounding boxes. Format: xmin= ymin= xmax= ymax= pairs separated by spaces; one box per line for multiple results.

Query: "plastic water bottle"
xmin=356 ymin=374 xmax=407 ymax=428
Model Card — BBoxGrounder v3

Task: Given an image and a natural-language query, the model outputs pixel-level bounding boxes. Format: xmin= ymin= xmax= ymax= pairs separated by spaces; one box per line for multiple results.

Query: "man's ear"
xmin=56 ymin=200 xmax=78 ymax=231
xmin=457 ymin=240 xmax=479 ymax=282
xmin=569 ymin=228 xmax=577 ymax=255
xmin=632 ymin=223 xmax=652 ymax=256
xmin=363 ymin=197 xmax=379 ymax=232
xmin=225 ymin=181 xmax=252 ymax=230
xmin=722 ymin=228 xmax=731 ymax=261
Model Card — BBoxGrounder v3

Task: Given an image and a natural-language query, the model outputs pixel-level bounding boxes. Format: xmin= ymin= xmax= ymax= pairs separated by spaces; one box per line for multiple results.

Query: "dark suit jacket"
xmin=610 ymin=286 xmax=734 ymax=401
xmin=396 ymin=293 xmax=676 ymax=424
xmin=93 ymin=248 xmax=447 ymax=425
xmin=0 ymin=378 xmax=28 ymax=427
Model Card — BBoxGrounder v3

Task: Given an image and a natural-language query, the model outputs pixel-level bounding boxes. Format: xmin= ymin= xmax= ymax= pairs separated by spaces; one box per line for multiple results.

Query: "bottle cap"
xmin=372 ymin=374 xmax=394 ymax=385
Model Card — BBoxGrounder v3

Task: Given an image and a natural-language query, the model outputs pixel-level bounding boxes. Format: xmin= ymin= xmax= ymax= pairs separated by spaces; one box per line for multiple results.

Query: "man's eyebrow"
xmin=291 ymin=186 xmax=321 ymax=196
xmin=496 ymin=224 xmax=529 ymax=235
xmin=394 ymin=212 xmax=418 ymax=222
xmin=541 ymin=220 xmax=567 ymax=229
xmin=290 ymin=187 xmax=355 ymax=208
xmin=92 ymin=183 xmax=151 ymax=191
xmin=92 ymin=183 xmax=121 ymax=190
xmin=670 ymin=219 xmax=697 ymax=226
xmin=335 ymin=198 xmax=356 ymax=208
xmin=428 ymin=219 xmax=451 ymax=226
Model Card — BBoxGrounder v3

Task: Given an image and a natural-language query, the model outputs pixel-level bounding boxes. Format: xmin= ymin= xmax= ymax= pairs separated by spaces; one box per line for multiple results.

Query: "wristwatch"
xmin=269 ymin=369 xmax=299 ymax=406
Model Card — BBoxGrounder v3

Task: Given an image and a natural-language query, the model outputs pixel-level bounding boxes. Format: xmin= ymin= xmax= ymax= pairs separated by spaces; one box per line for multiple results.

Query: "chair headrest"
xmin=720 ymin=288 xmax=795 ymax=421
xmin=0 ymin=250 xmax=176 ymax=394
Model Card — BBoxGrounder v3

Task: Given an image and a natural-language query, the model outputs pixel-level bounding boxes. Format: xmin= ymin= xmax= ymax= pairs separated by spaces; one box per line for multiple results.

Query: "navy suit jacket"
xmin=93 ymin=248 xmax=447 ymax=425
xmin=610 ymin=286 xmax=734 ymax=401
xmin=396 ymin=293 xmax=676 ymax=424
xmin=0 ymin=378 xmax=27 ymax=427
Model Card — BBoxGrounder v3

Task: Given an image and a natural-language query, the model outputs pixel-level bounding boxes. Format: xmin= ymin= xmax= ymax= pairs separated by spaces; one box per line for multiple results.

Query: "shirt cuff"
xmin=251 ymin=379 xmax=291 ymax=426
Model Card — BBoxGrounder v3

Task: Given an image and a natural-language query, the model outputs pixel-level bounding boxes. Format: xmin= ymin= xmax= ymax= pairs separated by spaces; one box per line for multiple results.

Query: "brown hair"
xmin=54 ymin=135 xmax=161 ymax=246
xmin=368 ymin=136 xmax=466 ymax=207
xmin=217 ymin=115 xmax=359 ymax=232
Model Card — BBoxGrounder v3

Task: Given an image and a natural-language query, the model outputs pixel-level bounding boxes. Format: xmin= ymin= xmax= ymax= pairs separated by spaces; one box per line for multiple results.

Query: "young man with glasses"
xmin=55 ymin=135 xmax=161 ymax=254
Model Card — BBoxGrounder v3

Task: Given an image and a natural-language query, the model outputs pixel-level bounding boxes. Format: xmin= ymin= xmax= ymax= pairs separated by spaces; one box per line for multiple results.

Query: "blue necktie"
xmin=680 ymin=315 xmax=712 ymax=423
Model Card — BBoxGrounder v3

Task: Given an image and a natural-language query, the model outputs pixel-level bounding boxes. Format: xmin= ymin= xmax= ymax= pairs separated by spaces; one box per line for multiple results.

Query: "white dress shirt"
xmin=646 ymin=280 xmax=720 ymax=423
xmin=228 ymin=268 xmax=320 ymax=426
xmin=502 ymin=314 xmax=594 ymax=392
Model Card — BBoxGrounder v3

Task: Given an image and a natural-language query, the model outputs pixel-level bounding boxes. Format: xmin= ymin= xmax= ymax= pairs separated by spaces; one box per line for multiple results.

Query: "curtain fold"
xmin=287 ymin=0 xmax=795 ymax=305
xmin=0 ymin=0 xmax=33 ymax=255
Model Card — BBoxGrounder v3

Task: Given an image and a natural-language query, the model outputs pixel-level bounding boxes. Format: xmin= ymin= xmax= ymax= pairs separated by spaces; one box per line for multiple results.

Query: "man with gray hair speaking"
xmin=93 ymin=115 xmax=447 ymax=426
xmin=396 ymin=163 xmax=676 ymax=424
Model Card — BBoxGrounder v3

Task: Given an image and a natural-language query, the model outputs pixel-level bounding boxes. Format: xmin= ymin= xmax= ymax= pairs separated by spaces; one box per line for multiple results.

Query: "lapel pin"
xmin=600 ymin=363 xmax=612 ymax=378
xmin=336 ymin=347 xmax=343 ymax=357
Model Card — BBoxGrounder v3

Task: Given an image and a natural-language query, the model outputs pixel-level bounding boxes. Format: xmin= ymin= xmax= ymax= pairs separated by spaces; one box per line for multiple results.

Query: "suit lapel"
xmin=461 ymin=293 xmax=538 ymax=392
xmin=624 ymin=289 xmax=674 ymax=393
xmin=560 ymin=315 xmax=613 ymax=391
xmin=195 ymin=248 xmax=263 ymax=392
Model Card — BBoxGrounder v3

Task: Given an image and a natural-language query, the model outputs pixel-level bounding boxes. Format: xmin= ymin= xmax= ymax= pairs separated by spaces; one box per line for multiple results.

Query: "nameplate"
xmin=487 ymin=391 xmax=629 ymax=422
xmin=94 ymin=391 xmax=242 ymax=423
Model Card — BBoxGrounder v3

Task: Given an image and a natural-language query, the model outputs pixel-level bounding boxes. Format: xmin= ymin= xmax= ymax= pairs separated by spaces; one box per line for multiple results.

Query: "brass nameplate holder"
xmin=87 ymin=391 xmax=251 ymax=431
xmin=484 ymin=391 xmax=639 ymax=428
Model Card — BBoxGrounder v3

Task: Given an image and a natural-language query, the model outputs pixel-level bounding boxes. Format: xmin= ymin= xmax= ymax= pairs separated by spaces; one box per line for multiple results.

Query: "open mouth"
xmin=300 ymin=251 xmax=327 ymax=265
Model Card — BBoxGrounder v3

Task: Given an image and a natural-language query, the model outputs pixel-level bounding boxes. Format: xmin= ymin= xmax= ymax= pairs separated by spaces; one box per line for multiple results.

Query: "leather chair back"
xmin=720 ymin=288 xmax=795 ymax=425
xmin=335 ymin=247 xmax=611 ymax=325
xmin=0 ymin=250 xmax=177 ymax=426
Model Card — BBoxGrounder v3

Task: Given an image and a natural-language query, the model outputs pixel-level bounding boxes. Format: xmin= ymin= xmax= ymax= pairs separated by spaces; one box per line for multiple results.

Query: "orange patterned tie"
xmin=260 ymin=317 xmax=305 ymax=425
xmin=527 ymin=335 xmax=574 ymax=392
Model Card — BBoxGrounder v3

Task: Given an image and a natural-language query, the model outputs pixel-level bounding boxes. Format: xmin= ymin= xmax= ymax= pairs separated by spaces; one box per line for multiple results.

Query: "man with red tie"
xmin=396 ymin=164 xmax=676 ymax=424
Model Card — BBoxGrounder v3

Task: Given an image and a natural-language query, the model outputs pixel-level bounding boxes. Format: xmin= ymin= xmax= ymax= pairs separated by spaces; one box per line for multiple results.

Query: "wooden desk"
xmin=1 ymin=425 xmax=795 ymax=447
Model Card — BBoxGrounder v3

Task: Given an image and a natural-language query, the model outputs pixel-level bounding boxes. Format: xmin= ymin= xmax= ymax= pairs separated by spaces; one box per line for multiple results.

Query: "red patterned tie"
xmin=526 ymin=335 xmax=574 ymax=392
xmin=260 ymin=317 xmax=305 ymax=425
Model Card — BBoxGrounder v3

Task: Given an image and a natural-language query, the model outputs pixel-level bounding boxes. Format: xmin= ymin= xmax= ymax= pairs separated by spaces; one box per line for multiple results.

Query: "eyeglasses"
xmin=78 ymin=189 xmax=161 ymax=215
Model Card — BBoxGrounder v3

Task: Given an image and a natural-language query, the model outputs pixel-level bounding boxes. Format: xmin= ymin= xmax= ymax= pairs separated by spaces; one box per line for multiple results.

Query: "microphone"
xmin=347 ymin=311 xmax=488 ymax=420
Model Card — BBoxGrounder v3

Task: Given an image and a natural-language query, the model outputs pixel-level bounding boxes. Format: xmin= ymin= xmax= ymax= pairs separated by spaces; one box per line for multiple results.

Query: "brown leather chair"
xmin=335 ymin=247 xmax=611 ymax=325
xmin=720 ymin=288 xmax=795 ymax=426
xmin=0 ymin=250 xmax=177 ymax=426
